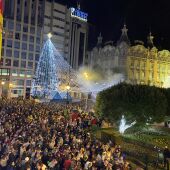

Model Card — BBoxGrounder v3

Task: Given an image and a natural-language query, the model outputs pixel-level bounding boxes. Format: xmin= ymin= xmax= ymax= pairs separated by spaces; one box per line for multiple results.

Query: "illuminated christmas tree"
xmin=31 ymin=34 xmax=81 ymax=99
xmin=31 ymin=37 xmax=58 ymax=98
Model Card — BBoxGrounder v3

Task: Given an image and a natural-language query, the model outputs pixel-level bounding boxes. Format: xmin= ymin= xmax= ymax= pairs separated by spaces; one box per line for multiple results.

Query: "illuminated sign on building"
xmin=71 ymin=8 xmax=88 ymax=22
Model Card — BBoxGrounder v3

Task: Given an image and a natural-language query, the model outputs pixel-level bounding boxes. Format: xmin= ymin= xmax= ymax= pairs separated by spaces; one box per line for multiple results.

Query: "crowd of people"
xmin=0 ymin=98 xmax=132 ymax=170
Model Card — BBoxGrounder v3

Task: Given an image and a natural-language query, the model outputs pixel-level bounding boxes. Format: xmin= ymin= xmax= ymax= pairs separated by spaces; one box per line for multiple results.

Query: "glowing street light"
xmin=9 ymin=83 xmax=13 ymax=87
xmin=84 ymin=72 xmax=88 ymax=79
xmin=1 ymin=81 xmax=5 ymax=85
xmin=66 ymin=85 xmax=70 ymax=90
xmin=47 ymin=32 xmax=52 ymax=39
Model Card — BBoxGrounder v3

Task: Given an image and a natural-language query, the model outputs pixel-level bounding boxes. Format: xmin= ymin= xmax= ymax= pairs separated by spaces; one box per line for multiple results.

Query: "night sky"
xmin=57 ymin=0 xmax=170 ymax=50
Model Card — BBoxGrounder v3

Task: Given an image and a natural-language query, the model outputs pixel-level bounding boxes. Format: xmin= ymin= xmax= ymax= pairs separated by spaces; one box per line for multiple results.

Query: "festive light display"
xmin=31 ymin=39 xmax=58 ymax=97
xmin=31 ymin=38 xmax=124 ymax=99
xmin=31 ymin=38 xmax=80 ymax=98
xmin=119 ymin=115 xmax=136 ymax=134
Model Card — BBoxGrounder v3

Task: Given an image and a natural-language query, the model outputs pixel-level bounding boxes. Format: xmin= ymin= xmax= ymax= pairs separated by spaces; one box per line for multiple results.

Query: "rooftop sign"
xmin=70 ymin=8 xmax=88 ymax=22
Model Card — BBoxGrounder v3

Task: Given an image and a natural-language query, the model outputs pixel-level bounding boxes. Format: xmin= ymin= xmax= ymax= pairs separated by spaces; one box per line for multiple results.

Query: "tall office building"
xmin=69 ymin=5 xmax=88 ymax=70
xmin=0 ymin=0 xmax=89 ymax=98
xmin=44 ymin=1 xmax=89 ymax=70
xmin=43 ymin=0 xmax=69 ymax=60
xmin=0 ymin=0 xmax=44 ymax=97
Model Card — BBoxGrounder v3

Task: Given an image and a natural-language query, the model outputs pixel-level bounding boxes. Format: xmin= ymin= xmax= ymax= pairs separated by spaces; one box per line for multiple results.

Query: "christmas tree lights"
xmin=31 ymin=38 xmax=80 ymax=98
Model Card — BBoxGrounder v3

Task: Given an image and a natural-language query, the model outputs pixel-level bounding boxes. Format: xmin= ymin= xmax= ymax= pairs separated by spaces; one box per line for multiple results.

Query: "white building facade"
xmin=88 ymin=25 xmax=130 ymax=76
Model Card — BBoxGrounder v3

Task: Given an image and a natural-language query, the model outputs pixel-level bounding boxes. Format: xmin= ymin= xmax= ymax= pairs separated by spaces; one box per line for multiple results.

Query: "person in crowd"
xmin=0 ymin=98 xmax=131 ymax=170
xmin=163 ymin=146 xmax=170 ymax=167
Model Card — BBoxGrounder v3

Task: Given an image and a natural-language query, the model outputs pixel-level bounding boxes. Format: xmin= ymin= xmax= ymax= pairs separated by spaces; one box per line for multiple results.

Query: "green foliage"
xmin=162 ymin=88 xmax=170 ymax=117
xmin=95 ymin=83 xmax=169 ymax=124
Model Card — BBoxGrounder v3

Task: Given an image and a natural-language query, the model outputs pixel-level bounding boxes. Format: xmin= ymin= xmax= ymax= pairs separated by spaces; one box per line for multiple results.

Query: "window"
xmin=30 ymin=27 xmax=35 ymax=34
xmin=22 ymin=43 xmax=27 ymax=50
xmin=53 ymin=32 xmax=64 ymax=37
xmin=15 ymin=33 xmax=20 ymax=40
xmin=27 ymin=61 xmax=33 ymax=69
xmin=14 ymin=41 xmax=20 ymax=49
xmin=5 ymin=59 xmax=11 ymax=66
xmin=35 ymin=62 xmax=38 ymax=70
xmin=26 ymin=70 xmax=32 ymax=77
xmin=12 ymin=69 xmax=18 ymax=76
xmin=29 ymin=44 xmax=34 ymax=51
xmin=14 ymin=51 xmax=19 ymax=58
xmin=20 ymin=70 xmax=25 ymax=77
xmin=22 ymin=34 xmax=27 ymax=41
xmin=6 ymin=49 xmax=12 ymax=57
xmin=13 ymin=60 xmax=19 ymax=67
xmin=7 ymin=40 xmax=12 ymax=48
xmin=17 ymin=79 xmax=24 ymax=86
xmin=21 ymin=52 xmax=27 ymax=59
xmin=6 ymin=31 xmax=13 ymax=39
xmin=35 ymin=54 xmax=39 ymax=61
xmin=30 ymin=36 xmax=34 ymax=43
xmin=36 ymin=46 xmax=40 ymax=52
xmin=12 ymin=89 xmax=24 ymax=96
xmin=1 ymin=69 xmax=10 ymax=75
xmin=54 ymin=24 xmax=64 ymax=29
xmin=53 ymin=16 xmax=65 ymax=22
xmin=36 ymin=37 xmax=40 ymax=44
xmin=28 ymin=53 xmax=33 ymax=60
xmin=16 ymin=23 xmax=21 ymax=31
xmin=26 ymin=80 xmax=31 ymax=86
xmin=0 ymin=58 xmax=3 ymax=65
xmin=54 ymin=9 xmax=65 ymax=15
xmin=21 ymin=61 xmax=26 ymax=68
xmin=37 ymin=27 xmax=41 ymax=36
xmin=8 ymin=21 xmax=14 ymax=30
xmin=2 ymin=39 xmax=4 ymax=46
xmin=23 ymin=25 xmax=28 ymax=32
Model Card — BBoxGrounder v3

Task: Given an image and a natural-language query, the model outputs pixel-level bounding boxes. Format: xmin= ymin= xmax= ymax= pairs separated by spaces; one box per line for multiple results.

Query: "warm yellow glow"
xmin=66 ymin=85 xmax=70 ymax=90
xmin=9 ymin=83 xmax=14 ymax=87
xmin=47 ymin=33 xmax=52 ymax=39
xmin=84 ymin=72 xmax=88 ymax=79
xmin=79 ymin=67 xmax=103 ymax=82
xmin=127 ymin=45 xmax=170 ymax=88
xmin=1 ymin=81 xmax=5 ymax=85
